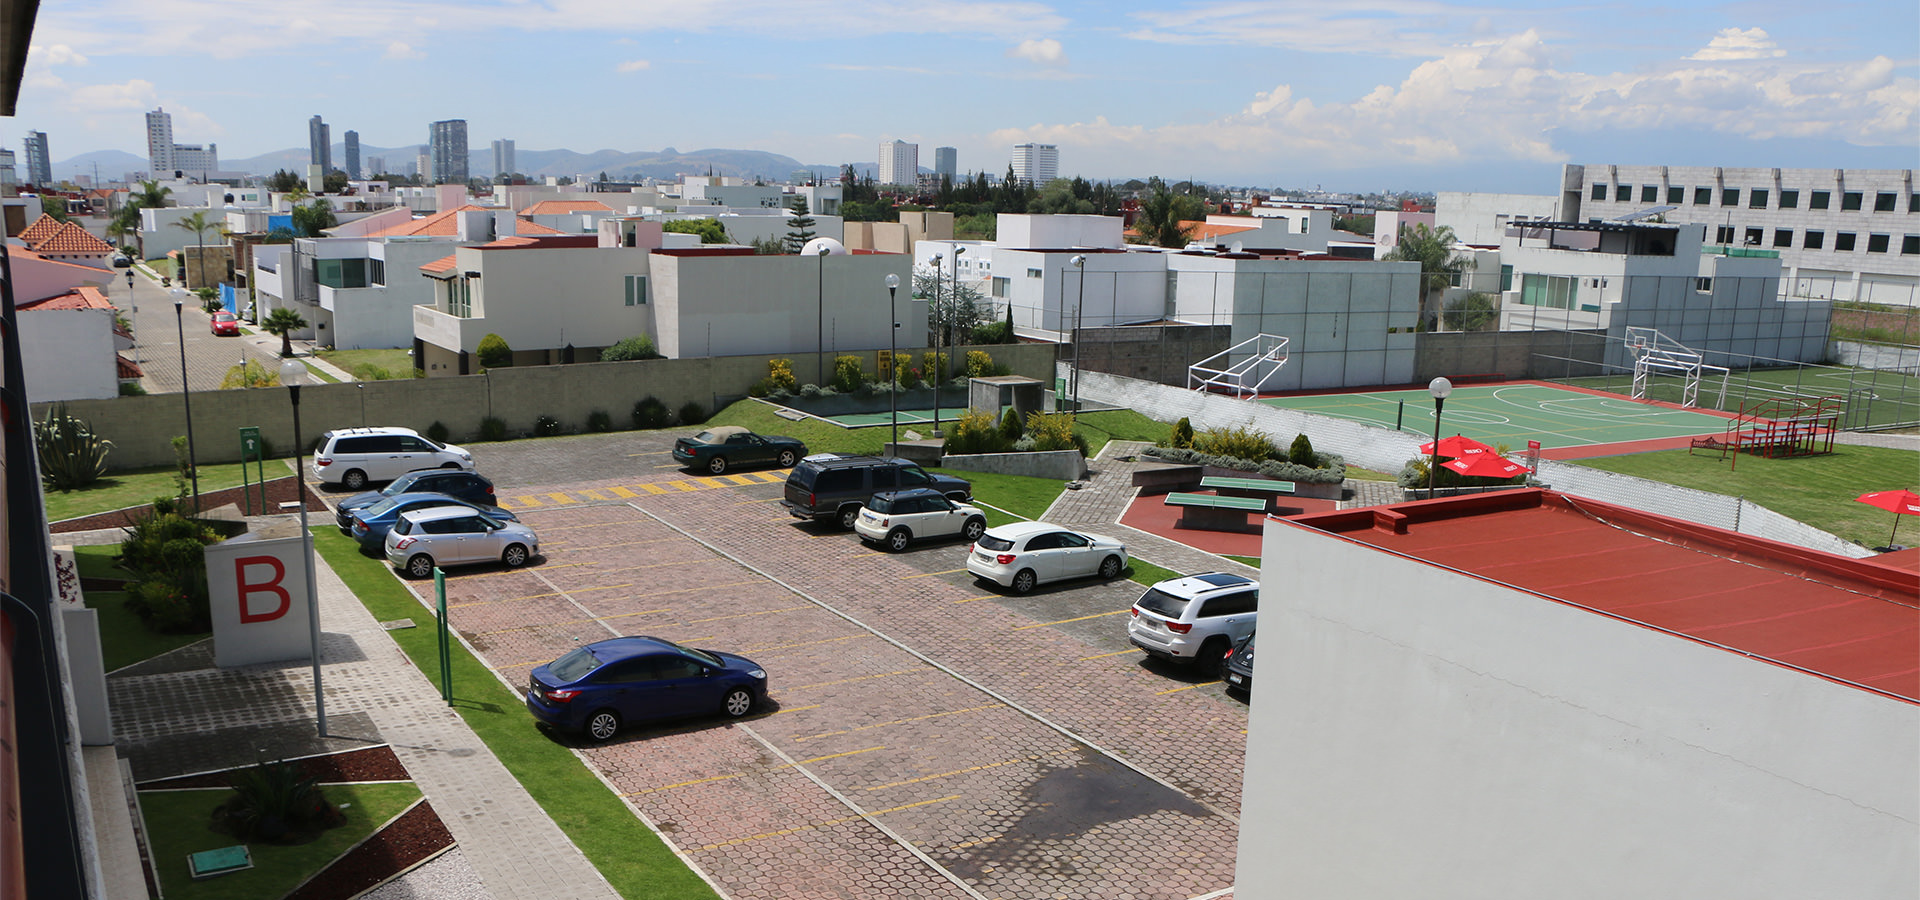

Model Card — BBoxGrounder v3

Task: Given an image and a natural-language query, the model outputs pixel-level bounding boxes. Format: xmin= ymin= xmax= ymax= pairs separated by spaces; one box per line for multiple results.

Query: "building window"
xmin=1666 ymin=186 xmax=1684 ymax=204
xmin=1911 ymin=193 xmax=1920 ymax=213
xmin=991 ymin=277 xmax=1009 ymax=298
xmin=1721 ymin=188 xmax=1739 ymax=206
xmin=1804 ymin=230 xmax=1824 ymax=249
xmin=1778 ymin=189 xmax=1798 ymax=209
xmin=1902 ymin=235 xmax=1919 ymax=255
xmin=1748 ymin=189 xmax=1768 ymax=209
xmin=1615 ymin=184 xmax=1633 ymax=202
xmin=1835 ymin=232 xmax=1856 ymax=251
xmin=1841 ymin=191 xmax=1863 ymax=211
xmin=1810 ymin=191 xmax=1831 ymax=210
xmin=623 ymin=274 xmax=647 ymax=306
xmin=369 ymin=259 xmax=385 ymax=286
xmin=1773 ymin=229 xmax=1793 ymax=248
xmin=1519 ymin=273 xmax=1576 ymax=310
xmin=1640 ymin=185 xmax=1658 ymax=203
xmin=1696 ymin=277 xmax=1713 ymax=293
xmin=1591 ymin=183 xmax=1606 ymax=200
xmin=1714 ymin=225 xmax=1736 ymax=244
xmin=1874 ymin=192 xmax=1897 ymax=212
xmin=449 ymin=277 xmax=471 ymax=318
xmin=1026 ymin=268 xmax=1041 ymax=278
xmin=1743 ymin=227 xmax=1764 ymax=246
xmin=1866 ymin=234 xmax=1890 ymax=253
xmin=315 ymin=257 xmax=368 ymax=289
xmin=1499 ymin=264 xmax=1513 ymax=292
xmin=1693 ymin=187 xmax=1712 ymax=205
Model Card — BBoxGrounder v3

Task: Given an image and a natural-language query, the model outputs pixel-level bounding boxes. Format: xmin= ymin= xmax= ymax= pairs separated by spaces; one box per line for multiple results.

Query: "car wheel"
xmin=886 ymin=528 xmax=912 ymax=552
xmin=584 ymin=709 xmax=621 ymax=742
xmin=1199 ymin=637 xmax=1231 ymax=676
xmin=961 ymin=517 xmax=986 ymax=542
xmin=776 ymin=450 xmax=797 ymax=468
xmin=1011 ymin=568 xmax=1038 ymax=595
xmin=836 ymin=506 xmax=860 ymax=530
xmin=1098 ymin=555 xmax=1123 ymax=579
xmin=707 ymin=456 xmax=728 ymax=474
xmin=342 ymin=469 xmax=369 ymax=491
xmin=502 ymin=543 xmax=529 ymax=568
xmin=722 ymin=688 xmax=754 ymax=718
xmin=405 ymin=554 xmax=435 ymax=579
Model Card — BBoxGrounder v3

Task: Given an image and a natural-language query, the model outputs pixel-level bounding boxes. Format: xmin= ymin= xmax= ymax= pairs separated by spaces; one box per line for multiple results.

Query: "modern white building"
xmin=1011 ymin=143 xmax=1058 ymax=186
xmin=997 ymin=213 xmax=1123 ymax=251
xmin=877 ymin=140 xmax=918 ymax=187
xmin=1435 ymin=191 xmax=1561 ymax=246
xmin=142 ymin=108 xmax=217 ymax=181
xmin=1560 ymin=165 xmax=1919 ymax=305
xmin=492 ymin=139 xmax=514 ymax=179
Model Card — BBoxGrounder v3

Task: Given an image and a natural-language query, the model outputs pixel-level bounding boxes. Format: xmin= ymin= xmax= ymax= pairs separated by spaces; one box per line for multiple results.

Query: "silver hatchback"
xmin=384 ymin=505 xmax=540 ymax=579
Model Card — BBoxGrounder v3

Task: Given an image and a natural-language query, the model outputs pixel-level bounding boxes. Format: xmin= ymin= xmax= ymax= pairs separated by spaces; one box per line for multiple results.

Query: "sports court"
xmin=1258 ymin=382 xmax=1738 ymax=452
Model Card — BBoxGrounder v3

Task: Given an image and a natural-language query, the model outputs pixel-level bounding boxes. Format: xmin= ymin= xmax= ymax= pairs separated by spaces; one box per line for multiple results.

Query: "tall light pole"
xmin=1069 ymin=255 xmax=1086 ymax=412
xmin=946 ymin=246 xmax=964 ymax=431
xmin=930 ymin=253 xmax=943 ymax=438
xmin=1428 ymin=376 xmax=1453 ymax=498
xmin=171 ymin=288 xmax=200 ymax=509
xmin=126 ymin=269 xmax=138 ymax=375
xmin=816 ymin=244 xmax=830 ymax=386
xmin=279 ymin=358 xmax=327 ymax=736
xmin=886 ymin=272 xmax=900 ymax=452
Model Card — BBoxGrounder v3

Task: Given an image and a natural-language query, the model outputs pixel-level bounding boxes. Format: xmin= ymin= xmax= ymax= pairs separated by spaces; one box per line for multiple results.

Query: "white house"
xmin=1435 ymin=191 xmax=1562 ymax=246
xmin=996 ymin=213 xmax=1124 ymax=250
xmin=14 ymin=284 xmax=124 ymax=402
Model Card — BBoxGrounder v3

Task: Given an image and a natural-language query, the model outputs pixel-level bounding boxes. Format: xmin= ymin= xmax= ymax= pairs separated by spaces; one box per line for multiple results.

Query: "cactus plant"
xmin=35 ymin=403 xmax=113 ymax=491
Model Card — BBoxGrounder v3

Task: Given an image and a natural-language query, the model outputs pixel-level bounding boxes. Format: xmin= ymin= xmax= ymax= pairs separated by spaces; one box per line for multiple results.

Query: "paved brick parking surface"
xmin=368 ymin=433 xmax=1245 ymax=899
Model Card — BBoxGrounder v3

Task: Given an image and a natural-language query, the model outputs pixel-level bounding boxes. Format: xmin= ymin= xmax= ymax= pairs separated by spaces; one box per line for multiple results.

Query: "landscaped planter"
xmin=1200 ymin=465 xmax=1344 ymax=499
xmin=940 ymin=449 xmax=1088 ymax=481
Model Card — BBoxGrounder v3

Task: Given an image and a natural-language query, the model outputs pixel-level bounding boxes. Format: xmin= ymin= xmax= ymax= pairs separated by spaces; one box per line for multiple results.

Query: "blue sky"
xmin=11 ymin=0 xmax=1918 ymax=192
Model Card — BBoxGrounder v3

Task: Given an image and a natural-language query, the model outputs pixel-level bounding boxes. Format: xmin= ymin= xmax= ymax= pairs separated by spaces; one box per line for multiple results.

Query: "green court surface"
xmin=820 ymin=405 xmax=977 ymax=428
xmin=1259 ymin=383 xmax=1738 ymax=450
xmin=1550 ymin=365 xmax=1920 ymax=430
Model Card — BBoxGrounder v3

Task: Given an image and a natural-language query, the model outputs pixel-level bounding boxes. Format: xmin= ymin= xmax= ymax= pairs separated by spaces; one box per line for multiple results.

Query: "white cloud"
xmin=1125 ymin=1 xmax=1496 ymax=58
xmin=383 ymin=41 xmax=425 ymax=60
xmin=1688 ymin=27 xmax=1785 ymax=61
xmin=66 ymin=79 xmax=159 ymax=112
xmin=616 ymin=59 xmax=651 ymax=73
xmin=30 ymin=44 xmax=89 ymax=67
xmin=1007 ymin=38 xmax=1064 ymax=65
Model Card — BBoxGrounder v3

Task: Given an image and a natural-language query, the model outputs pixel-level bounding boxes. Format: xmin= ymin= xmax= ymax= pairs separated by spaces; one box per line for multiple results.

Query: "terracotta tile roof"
xmin=31 ymin=221 xmax=116 ymax=255
xmin=1188 ymin=221 xmax=1258 ymax=241
xmin=117 ymin=354 xmax=144 ymax=379
xmin=514 ymin=220 xmax=570 ymax=235
xmin=420 ymin=254 xmax=459 ymax=275
xmin=19 ymin=285 xmax=115 ymax=311
xmin=19 ymin=214 xmax=64 ymax=245
xmin=519 ymin=199 xmax=613 ymax=215
xmin=87 ymin=188 xmax=116 ymax=200
xmin=365 ymin=204 xmax=571 ymax=239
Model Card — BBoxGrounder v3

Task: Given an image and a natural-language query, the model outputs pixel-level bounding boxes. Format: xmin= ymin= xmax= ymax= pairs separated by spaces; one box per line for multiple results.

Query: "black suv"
xmin=780 ymin=456 xmax=971 ymax=529
xmin=334 ymin=469 xmax=498 ymax=532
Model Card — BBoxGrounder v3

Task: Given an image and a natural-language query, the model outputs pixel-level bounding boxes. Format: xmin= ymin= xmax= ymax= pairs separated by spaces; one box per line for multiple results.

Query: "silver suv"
xmin=1126 ymin=572 xmax=1258 ymax=673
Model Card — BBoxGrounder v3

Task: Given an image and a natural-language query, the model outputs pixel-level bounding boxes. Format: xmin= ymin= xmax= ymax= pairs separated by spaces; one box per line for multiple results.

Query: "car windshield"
xmin=1135 ymin=588 xmax=1193 ymax=618
xmin=549 ymin=647 xmax=601 ymax=682
xmin=419 ymin=436 xmax=446 ymax=450
xmin=677 ymin=645 xmax=722 ymax=667
xmin=977 ymin=533 xmax=1015 ymax=551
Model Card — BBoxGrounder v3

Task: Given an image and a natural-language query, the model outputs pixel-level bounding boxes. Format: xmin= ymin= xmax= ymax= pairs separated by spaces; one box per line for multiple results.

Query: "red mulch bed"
xmin=284 ymin=800 xmax=454 ymax=900
xmin=52 ymin=474 xmax=326 ymax=533
xmin=138 ymin=745 xmax=409 ymax=790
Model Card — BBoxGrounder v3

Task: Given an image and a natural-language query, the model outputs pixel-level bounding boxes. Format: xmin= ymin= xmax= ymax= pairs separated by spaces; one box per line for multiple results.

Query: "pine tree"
xmin=783 ymin=196 xmax=817 ymax=254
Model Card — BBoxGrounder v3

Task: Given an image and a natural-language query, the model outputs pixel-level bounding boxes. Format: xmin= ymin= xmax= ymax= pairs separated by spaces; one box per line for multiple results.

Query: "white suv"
xmin=854 ymin=488 xmax=988 ymax=552
xmin=312 ymin=427 xmax=474 ymax=490
xmin=1126 ymin=572 xmax=1259 ymax=673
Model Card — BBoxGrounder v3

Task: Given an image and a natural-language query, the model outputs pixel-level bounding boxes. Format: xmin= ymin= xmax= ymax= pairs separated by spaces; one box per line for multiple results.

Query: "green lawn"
xmin=311 ymin=530 xmax=717 ymax=900
xmin=1569 ymin=444 xmax=1918 ymax=548
xmin=44 ymin=459 xmax=292 ymax=523
xmin=704 ymin=399 xmax=1171 ymax=460
xmin=931 ymin=468 xmax=1067 ymax=526
xmin=317 ymin=348 xmax=413 ymax=381
xmin=72 ymin=546 xmax=209 ymax=672
xmin=142 ymin=781 xmax=421 ymax=900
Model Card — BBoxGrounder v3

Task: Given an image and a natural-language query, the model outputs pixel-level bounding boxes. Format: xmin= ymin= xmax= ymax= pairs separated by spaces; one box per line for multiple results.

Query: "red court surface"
xmin=1120 ymin=491 xmax=1339 ymax=557
xmin=1289 ymin=490 xmax=1920 ymax=702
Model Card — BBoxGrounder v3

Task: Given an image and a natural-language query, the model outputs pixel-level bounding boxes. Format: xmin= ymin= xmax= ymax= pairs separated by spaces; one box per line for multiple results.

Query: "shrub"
xmin=214 ymin=758 xmax=342 ymax=843
xmin=632 ymin=397 xmax=670 ymax=429
xmin=999 ymin=407 xmax=1024 ymax=443
xmin=748 ymin=378 xmax=772 ymax=398
xmin=1025 ymin=412 xmax=1084 ymax=454
xmin=1194 ymin=425 xmax=1277 ymax=462
xmin=533 ymin=414 xmax=562 ymax=437
xmin=767 ymin=358 xmax=797 ymax=391
xmin=1288 ymin=433 xmax=1316 ymax=467
xmin=350 ymin=363 xmax=395 ymax=381
xmin=943 ymin=411 xmax=1006 ymax=455
xmin=965 ymin=350 xmax=995 ymax=377
xmin=1169 ymin=417 xmax=1194 ymax=449
xmin=602 ymin=334 xmax=662 ymax=361
xmin=1142 ymin=445 xmax=1347 ymax=484
xmin=118 ymin=382 xmax=147 ymax=396
xmin=478 ymin=416 xmax=508 ymax=442
xmin=426 ymin=421 xmax=450 ymax=443
xmin=678 ymin=401 xmax=707 ymax=425
xmin=799 ymin=383 xmax=825 ymax=399
xmin=919 ymin=350 xmax=948 ymax=384
xmin=971 ymin=319 xmax=1012 ymax=345
xmin=119 ymin=505 xmax=220 ymax=633
xmin=476 ymin=333 xmax=513 ymax=369
xmin=832 ymin=355 xmax=865 ymax=393
xmin=586 ymin=410 xmax=613 ymax=433
xmin=887 ymin=352 xmax=913 ymax=387
xmin=35 ymin=403 xmax=112 ymax=492
xmin=219 ymin=360 xmax=278 ymax=389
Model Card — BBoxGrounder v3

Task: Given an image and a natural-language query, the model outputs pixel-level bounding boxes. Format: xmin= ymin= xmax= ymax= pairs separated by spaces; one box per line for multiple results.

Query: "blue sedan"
xmin=526 ymin=636 xmax=769 ymax=742
xmin=347 ymin=493 xmax=519 ymax=552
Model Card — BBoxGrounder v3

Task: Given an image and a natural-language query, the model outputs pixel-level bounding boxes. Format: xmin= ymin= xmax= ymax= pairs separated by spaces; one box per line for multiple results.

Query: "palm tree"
xmin=132 ymin=180 xmax=172 ymax=210
xmin=1384 ymin=223 xmax=1475 ymax=331
xmin=1130 ymin=177 xmax=1205 ymax=248
xmin=170 ymin=210 xmax=219 ymax=247
xmin=289 ymin=200 xmax=337 ymax=238
xmin=261 ymin=308 xmax=309 ymax=359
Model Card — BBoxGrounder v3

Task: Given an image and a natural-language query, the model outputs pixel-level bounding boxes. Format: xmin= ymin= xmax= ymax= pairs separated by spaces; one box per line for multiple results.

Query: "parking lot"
xmin=358 ymin=432 xmax=1248 ymax=899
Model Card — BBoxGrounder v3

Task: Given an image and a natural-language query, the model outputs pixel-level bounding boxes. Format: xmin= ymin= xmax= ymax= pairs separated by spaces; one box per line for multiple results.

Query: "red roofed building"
xmin=517 ymin=198 xmax=618 ymax=234
xmin=21 ymin=219 xmax=116 ymax=268
xmin=1236 ymin=489 xmax=1917 ymax=898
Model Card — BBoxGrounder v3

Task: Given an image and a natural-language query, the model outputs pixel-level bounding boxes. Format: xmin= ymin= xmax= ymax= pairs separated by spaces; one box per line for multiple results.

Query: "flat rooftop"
xmin=1289 ymin=490 xmax=1919 ymax=702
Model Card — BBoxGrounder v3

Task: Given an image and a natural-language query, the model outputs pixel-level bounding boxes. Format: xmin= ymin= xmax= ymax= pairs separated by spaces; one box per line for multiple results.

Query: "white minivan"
xmin=311 ymin=427 xmax=474 ymax=490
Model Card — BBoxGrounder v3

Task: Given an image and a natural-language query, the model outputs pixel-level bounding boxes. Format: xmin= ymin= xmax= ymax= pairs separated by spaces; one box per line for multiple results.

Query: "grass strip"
xmin=44 ymin=460 xmax=288 ymax=523
xmin=311 ymin=530 xmax=717 ymax=900
xmin=73 ymin=546 xmax=210 ymax=672
xmin=141 ymin=782 xmax=420 ymax=900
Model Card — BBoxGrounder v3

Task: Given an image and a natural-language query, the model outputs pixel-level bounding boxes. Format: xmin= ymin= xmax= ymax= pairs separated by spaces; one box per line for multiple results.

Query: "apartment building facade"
xmin=1011 ymin=142 xmax=1058 ymax=186
xmin=877 ymin=140 xmax=918 ymax=187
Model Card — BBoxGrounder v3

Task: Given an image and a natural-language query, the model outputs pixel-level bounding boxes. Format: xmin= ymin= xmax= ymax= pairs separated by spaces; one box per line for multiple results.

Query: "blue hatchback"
xmin=347 ymin=493 xmax=519 ymax=551
xmin=526 ymin=636 xmax=769 ymax=742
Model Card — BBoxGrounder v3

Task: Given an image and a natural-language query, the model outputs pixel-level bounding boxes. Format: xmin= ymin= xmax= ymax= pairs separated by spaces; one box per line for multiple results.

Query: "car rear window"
xmin=867 ymin=494 xmax=896 ymax=513
xmin=787 ymin=465 xmax=819 ymax=490
xmin=694 ymin=430 xmax=723 ymax=443
xmin=977 ymin=534 xmax=1014 ymax=551
xmin=1135 ymin=587 xmax=1193 ymax=619
xmin=549 ymin=648 xmax=600 ymax=681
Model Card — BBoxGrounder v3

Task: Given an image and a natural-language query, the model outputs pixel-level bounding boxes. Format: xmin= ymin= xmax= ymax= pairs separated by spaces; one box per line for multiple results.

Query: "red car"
xmin=210 ymin=311 xmax=240 ymax=336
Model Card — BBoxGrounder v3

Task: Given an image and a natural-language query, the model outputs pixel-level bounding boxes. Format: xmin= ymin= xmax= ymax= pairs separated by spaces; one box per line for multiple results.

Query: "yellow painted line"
xmin=639 ymin=483 xmax=671 ymax=495
xmin=951 ymin=835 xmax=1000 ymax=851
xmin=864 ymin=749 xmax=1075 ymax=791
xmin=787 ymin=667 xmax=933 ymax=691
xmin=747 ymin=633 xmax=871 ymax=654
xmin=626 ymin=451 xmax=670 ymax=457
xmin=666 ymin=480 xmax=698 ymax=492
xmin=686 ymin=605 xmax=813 ymax=624
xmin=608 ymin=486 xmax=640 ymax=499
xmin=794 ymin=704 xmax=1004 ymax=743
xmin=1155 ymin=680 xmax=1221 ymax=695
xmin=1078 ymin=648 xmax=1143 ymax=661
xmin=849 ymin=551 xmax=885 ymax=559
xmin=652 ymin=463 xmax=683 ymax=469
xmin=547 ymin=492 xmax=575 ymax=504
xmin=694 ymin=476 xmax=727 ymax=489
xmin=451 ymin=582 xmax=634 ymax=609
xmin=1012 ymin=609 xmax=1130 ymax=630
xmin=575 ymin=558 xmax=707 ymax=577
xmin=720 ymin=474 xmax=757 ymax=486
xmin=949 ymin=594 xmax=1000 ymax=604
xmin=901 ymin=568 xmax=966 ymax=579
xmin=507 ymin=495 xmax=541 ymax=508
xmin=434 ymin=562 xmax=582 ymax=582
xmin=626 ymin=745 xmax=888 ymax=797
xmin=693 ymin=796 xmax=958 ymax=851
xmin=496 ymin=660 xmax=539 ymax=670
xmin=771 ymin=704 xmax=822 ymax=715
xmin=577 ymin=489 xmax=610 ymax=501
xmin=538 ymin=519 xmax=637 ymax=532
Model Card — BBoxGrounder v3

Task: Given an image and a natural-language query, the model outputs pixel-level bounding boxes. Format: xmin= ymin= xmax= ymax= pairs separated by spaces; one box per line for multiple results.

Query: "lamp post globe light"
xmin=885 ymin=273 xmax=901 ymax=450
xmin=279 ymin=358 xmax=328 ymax=736
xmin=1428 ymin=376 xmax=1453 ymax=498
xmin=1069 ymin=255 xmax=1087 ymax=412
xmin=171 ymin=287 xmax=200 ymax=508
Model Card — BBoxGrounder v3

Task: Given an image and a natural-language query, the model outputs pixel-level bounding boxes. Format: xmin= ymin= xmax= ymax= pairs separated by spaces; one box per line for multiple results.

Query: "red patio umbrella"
xmin=1855 ymin=489 xmax=1920 ymax=549
xmin=1420 ymin=434 xmax=1497 ymax=458
xmin=1443 ymin=453 xmax=1531 ymax=479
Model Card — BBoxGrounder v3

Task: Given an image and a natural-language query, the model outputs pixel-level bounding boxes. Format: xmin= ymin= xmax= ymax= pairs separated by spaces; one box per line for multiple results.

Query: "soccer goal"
xmin=1627 ymin=327 xmax=1729 ymax=409
xmin=1189 ymin=333 xmax=1290 ymax=399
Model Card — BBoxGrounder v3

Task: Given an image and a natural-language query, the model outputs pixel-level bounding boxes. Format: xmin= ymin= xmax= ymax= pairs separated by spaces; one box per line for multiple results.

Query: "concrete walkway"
xmin=73 ymin=519 xmax=619 ymax=900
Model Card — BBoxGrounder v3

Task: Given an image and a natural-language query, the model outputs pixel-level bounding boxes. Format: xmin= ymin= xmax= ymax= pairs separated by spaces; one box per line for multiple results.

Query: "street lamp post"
xmin=816 ymin=244 xmax=830 ymax=387
xmin=171 ymin=289 xmax=200 ymax=509
xmin=1428 ymin=376 xmax=1453 ymax=498
xmin=279 ymin=358 xmax=328 ymax=737
xmin=930 ymin=253 xmax=943 ymax=438
xmin=943 ymin=246 xmax=964 ymax=434
xmin=1069 ymin=255 xmax=1087 ymax=412
xmin=886 ymin=273 xmax=900 ymax=451
xmin=127 ymin=270 xmax=138 ymax=374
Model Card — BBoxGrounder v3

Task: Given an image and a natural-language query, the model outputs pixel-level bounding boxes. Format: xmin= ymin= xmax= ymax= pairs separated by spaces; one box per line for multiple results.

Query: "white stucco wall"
xmin=450 ymin=246 xmax=655 ymax=353
xmin=997 ymin=249 xmax=1166 ymax=337
xmin=7 ymin=255 xmax=113 ymax=303
xmin=18 ymin=308 xmax=118 ymax=402
xmin=1236 ymin=518 xmax=1919 ymax=900
xmin=1435 ymin=191 xmax=1563 ymax=246
xmin=997 ymin=214 xmax=1124 ymax=250
xmin=1168 ymin=255 xmax=1421 ymax=389
xmin=648 ymin=252 xmax=916 ymax=372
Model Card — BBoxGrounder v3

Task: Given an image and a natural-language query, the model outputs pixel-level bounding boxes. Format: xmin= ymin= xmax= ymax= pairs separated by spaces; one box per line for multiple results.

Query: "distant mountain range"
xmin=49 ymin=143 xmax=874 ymax=185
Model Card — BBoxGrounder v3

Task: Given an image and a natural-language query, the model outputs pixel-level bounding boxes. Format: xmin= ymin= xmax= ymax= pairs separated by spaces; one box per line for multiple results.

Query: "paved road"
xmin=118 ymin=266 xmax=289 ymax=394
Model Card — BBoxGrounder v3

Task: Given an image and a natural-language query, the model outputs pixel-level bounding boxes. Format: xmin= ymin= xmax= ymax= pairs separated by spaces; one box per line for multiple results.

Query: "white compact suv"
xmin=1126 ymin=572 xmax=1259 ymax=673
xmin=311 ymin=427 xmax=474 ymax=490
xmin=854 ymin=488 xmax=988 ymax=551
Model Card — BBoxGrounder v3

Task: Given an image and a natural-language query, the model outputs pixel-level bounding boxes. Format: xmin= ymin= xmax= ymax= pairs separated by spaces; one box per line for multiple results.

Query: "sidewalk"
xmin=74 ymin=519 xmax=621 ymax=900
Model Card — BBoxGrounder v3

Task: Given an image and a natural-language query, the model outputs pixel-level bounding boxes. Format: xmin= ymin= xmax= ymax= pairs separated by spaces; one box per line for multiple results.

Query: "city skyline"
xmin=7 ymin=0 xmax=1916 ymax=192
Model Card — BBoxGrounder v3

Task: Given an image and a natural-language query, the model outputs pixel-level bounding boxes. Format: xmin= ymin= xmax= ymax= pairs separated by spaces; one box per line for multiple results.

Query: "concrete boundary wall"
xmin=1068 ymin=363 xmax=1874 ymax=558
xmin=36 ymin=343 xmax=1056 ymax=472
